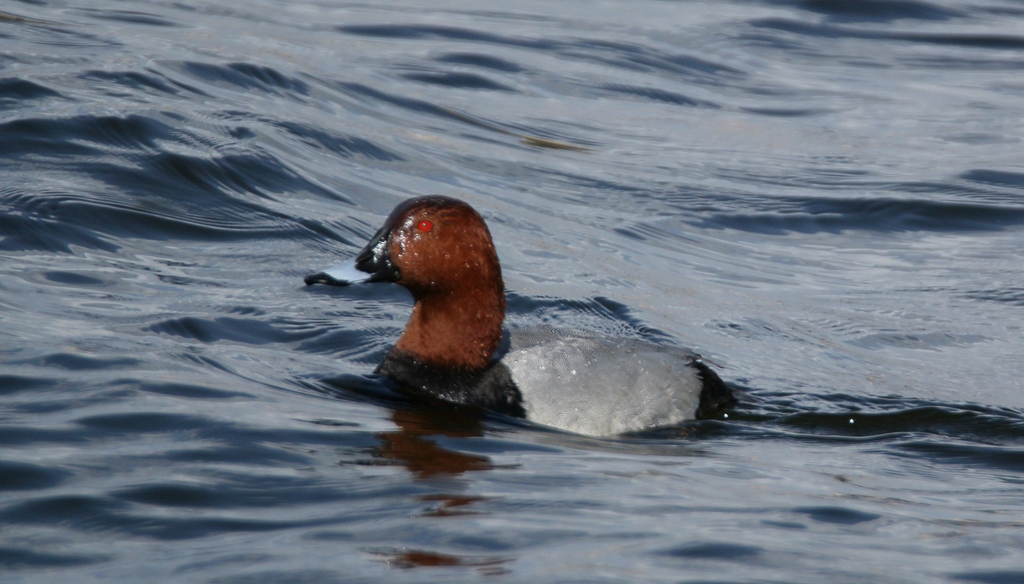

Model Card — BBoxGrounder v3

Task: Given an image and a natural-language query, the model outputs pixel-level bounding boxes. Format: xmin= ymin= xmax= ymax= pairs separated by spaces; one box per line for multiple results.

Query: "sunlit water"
xmin=2 ymin=1 xmax=1023 ymax=582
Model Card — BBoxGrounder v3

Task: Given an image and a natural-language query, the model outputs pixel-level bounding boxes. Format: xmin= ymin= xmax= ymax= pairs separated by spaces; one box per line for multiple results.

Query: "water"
xmin=2 ymin=0 xmax=1023 ymax=582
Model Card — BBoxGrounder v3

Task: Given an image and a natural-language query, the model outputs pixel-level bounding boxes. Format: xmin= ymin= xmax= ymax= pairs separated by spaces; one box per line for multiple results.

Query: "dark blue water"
xmin=2 ymin=1 xmax=1024 ymax=582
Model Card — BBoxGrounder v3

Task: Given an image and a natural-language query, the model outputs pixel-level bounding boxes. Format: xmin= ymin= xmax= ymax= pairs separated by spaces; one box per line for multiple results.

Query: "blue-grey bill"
xmin=304 ymin=259 xmax=370 ymax=286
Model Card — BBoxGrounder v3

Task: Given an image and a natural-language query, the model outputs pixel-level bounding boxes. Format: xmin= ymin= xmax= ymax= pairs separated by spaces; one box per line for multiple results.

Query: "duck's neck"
xmin=392 ymin=281 xmax=506 ymax=371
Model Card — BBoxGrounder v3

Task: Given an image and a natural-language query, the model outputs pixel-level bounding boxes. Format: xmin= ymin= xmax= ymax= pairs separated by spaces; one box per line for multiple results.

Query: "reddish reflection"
xmin=392 ymin=549 xmax=461 ymax=567
xmin=373 ymin=404 xmax=491 ymax=478
xmin=365 ymin=405 xmax=512 ymax=575
xmin=418 ymin=493 xmax=488 ymax=517
xmin=375 ymin=548 xmax=510 ymax=575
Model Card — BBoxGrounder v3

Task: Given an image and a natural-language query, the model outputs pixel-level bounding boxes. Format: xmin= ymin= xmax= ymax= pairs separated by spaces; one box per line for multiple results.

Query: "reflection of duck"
xmin=372 ymin=547 xmax=510 ymax=575
xmin=374 ymin=406 xmax=491 ymax=478
xmin=368 ymin=406 xmax=500 ymax=571
xmin=307 ymin=195 xmax=735 ymax=436
xmin=418 ymin=493 xmax=487 ymax=517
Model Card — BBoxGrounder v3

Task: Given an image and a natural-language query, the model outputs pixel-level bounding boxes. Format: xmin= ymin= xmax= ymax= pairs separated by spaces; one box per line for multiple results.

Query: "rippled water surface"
xmin=2 ymin=0 xmax=1024 ymax=582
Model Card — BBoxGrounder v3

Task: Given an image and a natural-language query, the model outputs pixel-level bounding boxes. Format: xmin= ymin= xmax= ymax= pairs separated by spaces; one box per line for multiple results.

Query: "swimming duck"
xmin=305 ymin=195 xmax=735 ymax=436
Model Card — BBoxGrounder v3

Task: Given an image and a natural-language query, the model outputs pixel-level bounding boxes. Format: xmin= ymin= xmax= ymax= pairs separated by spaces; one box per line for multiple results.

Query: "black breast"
xmin=377 ymin=350 xmax=526 ymax=418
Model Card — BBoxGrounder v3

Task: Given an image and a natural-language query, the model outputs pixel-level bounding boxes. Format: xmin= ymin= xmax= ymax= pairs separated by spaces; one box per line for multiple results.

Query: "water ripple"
xmin=3 ymin=0 xmax=1024 ymax=580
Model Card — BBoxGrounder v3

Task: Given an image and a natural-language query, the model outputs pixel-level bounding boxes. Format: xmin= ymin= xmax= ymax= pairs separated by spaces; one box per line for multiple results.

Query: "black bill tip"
xmin=304 ymin=272 xmax=348 ymax=286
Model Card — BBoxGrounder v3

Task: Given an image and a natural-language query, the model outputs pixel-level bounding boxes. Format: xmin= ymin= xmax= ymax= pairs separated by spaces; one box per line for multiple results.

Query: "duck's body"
xmin=502 ymin=327 xmax=732 ymax=435
xmin=305 ymin=195 xmax=735 ymax=436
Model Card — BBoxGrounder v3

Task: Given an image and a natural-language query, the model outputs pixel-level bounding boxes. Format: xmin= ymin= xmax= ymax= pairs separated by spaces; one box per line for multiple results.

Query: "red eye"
xmin=417 ymin=220 xmax=433 ymax=232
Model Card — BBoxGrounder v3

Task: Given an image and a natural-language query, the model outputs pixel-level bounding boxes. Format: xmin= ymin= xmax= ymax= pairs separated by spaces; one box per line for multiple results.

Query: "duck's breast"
xmin=500 ymin=328 xmax=703 ymax=436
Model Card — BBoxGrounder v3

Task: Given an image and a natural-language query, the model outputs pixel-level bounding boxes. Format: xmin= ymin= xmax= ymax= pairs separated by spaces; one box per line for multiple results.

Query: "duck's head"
xmin=305 ymin=195 xmax=505 ymax=369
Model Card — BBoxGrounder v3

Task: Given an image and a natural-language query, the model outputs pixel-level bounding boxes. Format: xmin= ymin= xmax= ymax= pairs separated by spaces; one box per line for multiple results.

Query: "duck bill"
xmin=304 ymin=224 xmax=399 ymax=286
xmin=303 ymin=259 xmax=372 ymax=286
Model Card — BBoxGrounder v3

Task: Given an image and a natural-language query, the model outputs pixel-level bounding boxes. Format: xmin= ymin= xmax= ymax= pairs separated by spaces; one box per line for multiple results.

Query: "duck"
xmin=304 ymin=195 xmax=735 ymax=436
